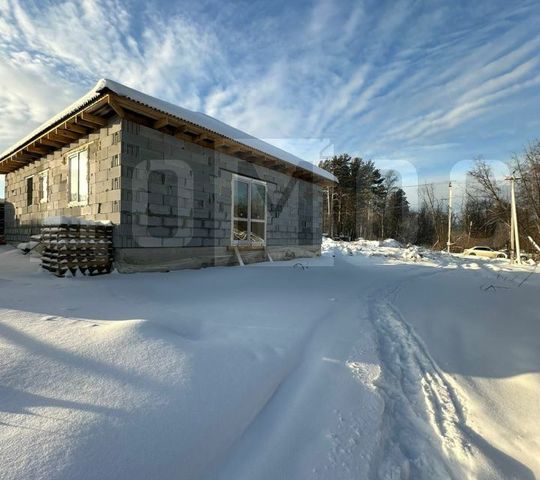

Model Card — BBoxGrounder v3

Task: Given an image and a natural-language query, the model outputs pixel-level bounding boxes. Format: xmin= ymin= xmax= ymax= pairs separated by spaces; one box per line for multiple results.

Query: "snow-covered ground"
xmin=1 ymin=241 xmax=539 ymax=479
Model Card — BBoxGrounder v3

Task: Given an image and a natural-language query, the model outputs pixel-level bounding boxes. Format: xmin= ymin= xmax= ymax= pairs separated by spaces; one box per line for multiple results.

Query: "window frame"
xmin=231 ymin=174 xmax=267 ymax=247
xmin=68 ymin=147 xmax=89 ymax=206
xmin=38 ymin=169 xmax=49 ymax=204
xmin=25 ymin=175 xmax=34 ymax=207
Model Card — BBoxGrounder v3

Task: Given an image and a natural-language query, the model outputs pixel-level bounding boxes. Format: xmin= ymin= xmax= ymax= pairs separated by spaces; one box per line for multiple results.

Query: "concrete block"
xmin=148 ymin=226 xmax=172 ymax=237
xmin=148 ymin=204 xmax=170 ymax=215
xmin=148 ymin=193 xmax=163 ymax=205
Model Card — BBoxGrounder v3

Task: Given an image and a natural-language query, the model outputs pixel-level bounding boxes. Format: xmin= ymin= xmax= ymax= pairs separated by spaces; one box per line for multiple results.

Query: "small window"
xmin=26 ymin=176 xmax=34 ymax=206
xmin=39 ymin=171 xmax=49 ymax=203
xmin=69 ymin=149 xmax=88 ymax=204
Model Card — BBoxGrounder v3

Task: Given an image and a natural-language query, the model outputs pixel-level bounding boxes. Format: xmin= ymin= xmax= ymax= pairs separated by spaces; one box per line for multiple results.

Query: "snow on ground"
xmin=0 ymin=241 xmax=539 ymax=479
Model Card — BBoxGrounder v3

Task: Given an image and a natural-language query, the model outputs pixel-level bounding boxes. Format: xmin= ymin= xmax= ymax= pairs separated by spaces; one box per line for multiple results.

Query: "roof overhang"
xmin=0 ymin=94 xmax=111 ymax=175
xmin=0 ymin=80 xmax=337 ymax=186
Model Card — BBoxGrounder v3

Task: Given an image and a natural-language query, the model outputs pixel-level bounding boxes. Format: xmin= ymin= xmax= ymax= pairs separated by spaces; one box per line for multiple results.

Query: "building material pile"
xmin=40 ymin=219 xmax=113 ymax=276
xmin=0 ymin=200 xmax=5 ymax=244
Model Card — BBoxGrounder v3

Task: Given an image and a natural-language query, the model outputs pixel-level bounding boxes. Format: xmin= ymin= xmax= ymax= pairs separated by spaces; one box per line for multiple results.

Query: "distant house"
xmin=0 ymin=79 xmax=337 ymax=271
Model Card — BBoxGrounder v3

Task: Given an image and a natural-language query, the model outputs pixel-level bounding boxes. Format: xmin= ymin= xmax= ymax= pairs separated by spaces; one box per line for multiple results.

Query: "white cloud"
xmin=0 ymin=0 xmax=225 ymax=146
xmin=1 ymin=0 xmax=539 ymax=194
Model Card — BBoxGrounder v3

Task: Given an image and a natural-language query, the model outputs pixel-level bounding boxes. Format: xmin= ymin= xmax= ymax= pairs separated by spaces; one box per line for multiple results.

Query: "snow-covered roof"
xmin=1 ymin=79 xmax=337 ymax=184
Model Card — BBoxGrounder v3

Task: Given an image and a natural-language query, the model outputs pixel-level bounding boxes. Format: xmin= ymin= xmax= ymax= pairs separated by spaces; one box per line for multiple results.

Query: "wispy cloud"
xmin=1 ymin=0 xmax=540 ymax=197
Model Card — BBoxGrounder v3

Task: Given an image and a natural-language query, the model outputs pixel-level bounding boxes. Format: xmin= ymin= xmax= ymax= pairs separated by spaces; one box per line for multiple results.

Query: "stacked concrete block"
xmin=41 ymin=223 xmax=114 ymax=277
xmin=4 ymin=116 xmax=123 ymax=243
xmin=0 ymin=200 xmax=4 ymax=241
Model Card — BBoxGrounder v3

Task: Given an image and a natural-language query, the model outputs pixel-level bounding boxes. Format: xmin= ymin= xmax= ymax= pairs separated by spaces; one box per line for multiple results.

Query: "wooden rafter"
xmin=74 ymin=118 xmax=101 ymax=129
xmin=27 ymin=145 xmax=52 ymax=156
xmin=62 ymin=121 xmax=88 ymax=134
xmin=193 ymin=133 xmax=214 ymax=146
xmin=0 ymin=94 xmax=112 ymax=173
xmin=173 ymin=125 xmax=187 ymax=137
xmin=0 ymin=90 xmax=335 ymax=186
xmin=80 ymin=112 xmax=108 ymax=127
xmin=47 ymin=132 xmax=73 ymax=143
xmin=154 ymin=117 xmax=170 ymax=130
xmin=55 ymin=128 xmax=79 ymax=140
xmin=40 ymin=138 xmax=64 ymax=148
xmin=108 ymin=98 xmax=125 ymax=118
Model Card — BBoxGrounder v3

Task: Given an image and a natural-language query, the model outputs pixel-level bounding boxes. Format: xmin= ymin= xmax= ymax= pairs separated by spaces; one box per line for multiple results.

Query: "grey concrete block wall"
xmin=3 ymin=114 xmax=324 ymax=265
xmin=3 ymin=117 xmax=123 ymax=243
xmin=118 ymin=119 xmax=324 ymax=250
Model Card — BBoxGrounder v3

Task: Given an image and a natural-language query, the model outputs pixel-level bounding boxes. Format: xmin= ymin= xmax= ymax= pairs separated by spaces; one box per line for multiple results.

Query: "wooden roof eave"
xmin=0 ymin=91 xmax=336 ymax=186
xmin=0 ymin=94 xmax=115 ymax=174
xmin=109 ymin=94 xmax=335 ymax=187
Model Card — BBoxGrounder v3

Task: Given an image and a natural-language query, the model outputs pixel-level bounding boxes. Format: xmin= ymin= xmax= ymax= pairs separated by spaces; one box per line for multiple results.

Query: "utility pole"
xmin=328 ymin=187 xmax=334 ymax=239
xmin=326 ymin=187 xmax=331 ymax=238
xmin=447 ymin=181 xmax=452 ymax=253
xmin=509 ymin=174 xmax=521 ymax=264
xmin=510 ymin=191 xmax=515 ymax=262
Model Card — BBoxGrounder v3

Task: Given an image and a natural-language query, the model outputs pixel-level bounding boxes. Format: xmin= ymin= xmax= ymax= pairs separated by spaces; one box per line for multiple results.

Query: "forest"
xmin=319 ymin=140 xmax=540 ymax=253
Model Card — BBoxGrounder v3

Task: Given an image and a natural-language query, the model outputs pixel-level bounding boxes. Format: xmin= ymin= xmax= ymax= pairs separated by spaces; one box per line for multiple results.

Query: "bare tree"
xmin=416 ymin=184 xmax=447 ymax=248
xmin=379 ymin=170 xmax=399 ymax=238
xmin=513 ymin=141 xmax=540 ymax=238
xmin=467 ymin=158 xmax=510 ymax=240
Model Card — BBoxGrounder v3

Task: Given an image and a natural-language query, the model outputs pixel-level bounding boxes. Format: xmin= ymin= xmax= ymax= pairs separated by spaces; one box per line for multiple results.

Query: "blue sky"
xmin=1 ymin=0 xmax=540 ymax=199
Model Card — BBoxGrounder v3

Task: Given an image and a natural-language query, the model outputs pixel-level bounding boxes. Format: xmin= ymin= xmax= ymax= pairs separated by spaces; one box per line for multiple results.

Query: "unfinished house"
xmin=0 ymin=79 xmax=337 ymax=271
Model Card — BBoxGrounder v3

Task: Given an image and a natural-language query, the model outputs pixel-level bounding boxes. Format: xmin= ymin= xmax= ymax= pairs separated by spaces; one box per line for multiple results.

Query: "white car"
xmin=463 ymin=246 xmax=507 ymax=259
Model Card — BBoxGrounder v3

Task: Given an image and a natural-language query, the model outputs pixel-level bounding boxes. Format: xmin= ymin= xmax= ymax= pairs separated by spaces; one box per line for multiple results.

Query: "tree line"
xmin=319 ymin=154 xmax=412 ymax=242
xmin=319 ymin=140 xmax=540 ymax=254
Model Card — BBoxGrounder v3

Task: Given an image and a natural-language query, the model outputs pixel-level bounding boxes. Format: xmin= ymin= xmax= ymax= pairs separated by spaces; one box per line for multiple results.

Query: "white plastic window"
xmin=232 ymin=175 xmax=267 ymax=246
xmin=69 ymin=149 xmax=88 ymax=204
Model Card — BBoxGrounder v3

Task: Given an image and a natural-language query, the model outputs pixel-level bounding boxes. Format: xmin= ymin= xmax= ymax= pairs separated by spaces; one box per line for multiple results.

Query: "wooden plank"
xmin=234 ymin=246 xmax=245 ymax=266
xmin=107 ymin=98 xmax=125 ymax=118
xmin=114 ymin=97 xmax=163 ymax=120
xmin=80 ymin=112 xmax=108 ymax=127
xmin=63 ymin=122 xmax=88 ymax=134
xmin=13 ymin=152 xmax=36 ymax=162
xmin=84 ymin=95 xmax=111 ymax=114
xmin=47 ymin=132 xmax=72 ymax=143
xmin=109 ymin=94 xmax=338 ymax=185
xmin=174 ymin=130 xmax=195 ymax=142
xmin=114 ymin=97 xmax=204 ymax=134
xmin=154 ymin=117 xmax=170 ymax=130
xmin=74 ymin=118 xmax=101 ymax=129
xmin=173 ymin=125 xmax=187 ymax=136
xmin=27 ymin=145 xmax=51 ymax=156
xmin=55 ymin=128 xmax=79 ymax=140
xmin=17 ymin=149 xmax=41 ymax=158
xmin=262 ymin=159 xmax=278 ymax=168
xmin=40 ymin=138 xmax=64 ymax=148
xmin=0 ymin=94 xmax=110 ymax=174
xmin=193 ymin=134 xmax=215 ymax=146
